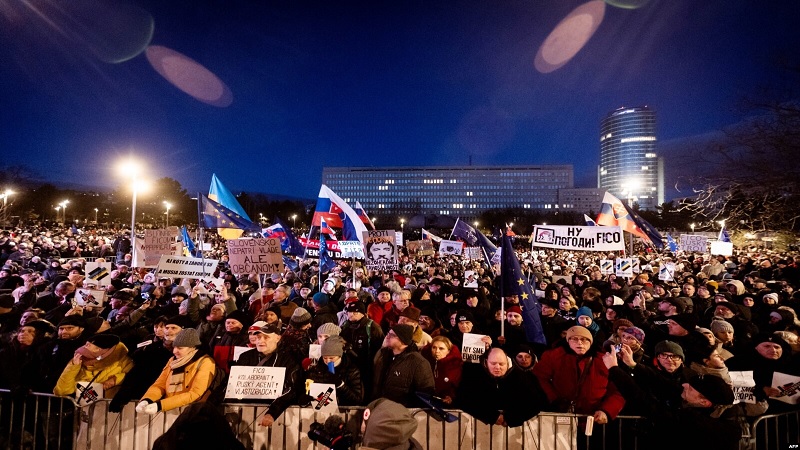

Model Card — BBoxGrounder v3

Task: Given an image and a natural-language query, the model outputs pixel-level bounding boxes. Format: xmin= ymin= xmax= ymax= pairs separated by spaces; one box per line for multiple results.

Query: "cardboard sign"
xmin=226 ymin=238 xmax=284 ymax=275
xmin=439 ymin=240 xmax=464 ymax=256
xmin=461 ymin=332 xmax=487 ymax=364
xmin=532 ymin=225 xmax=624 ymax=251
xmin=85 ymin=262 xmax=113 ymax=287
xmin=338 ymin=241 xmax=364 ymax=258
xmin=406 ymin=240 xmax=434 ymax=257
xmin=730 ymin=371 xmax=756 ymax=404
xmin=711 ymin=241 xmax=734 ymax=256
xmin=363 ymin=230 xmax=399 ymax=271
xmin=75 ymin=288 xmax=106 ymax=308
xmin=772 ymin=371 xmax=800 ymax=404
xmin=155 ymin=255 xmax=219 ymax=279
xmin=658 ymin=262 xmax=676 ymax=281
xmin=225 ymin=366 xmax=287 ymax=400
xmin=143 ymin=229 xmax=178 ymax=266
xmin=395 ymin=231 xmax=403 ymax=247
xmin=679 ymin=234 xmax=708 ymax=253
xmin=599 ymin=259 xmax=614 ymax=275
xmin=308 ymin=383 xmax=339 ymax=414
xmin=463 ymin=247 xmax=482 ymax=260
xmin=615 ymin=258 xmax=633 ymax=278
xmin=76 ymin=382 xmax=104 ymax=406
xmin=196 ymin=276 xmax=225 ymax=294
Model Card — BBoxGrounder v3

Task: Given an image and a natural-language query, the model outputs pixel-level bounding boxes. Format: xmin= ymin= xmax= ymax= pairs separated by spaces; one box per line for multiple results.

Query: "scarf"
xmin=166 ymin=349 xmax=198 ymax=396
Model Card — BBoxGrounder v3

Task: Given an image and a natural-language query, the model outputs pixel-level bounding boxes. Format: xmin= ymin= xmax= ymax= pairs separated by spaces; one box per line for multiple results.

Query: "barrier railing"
xmin=0 ymin=389 xmax=78 ymax=450
xmin=747 ymin=409 xmax=799 ymax=450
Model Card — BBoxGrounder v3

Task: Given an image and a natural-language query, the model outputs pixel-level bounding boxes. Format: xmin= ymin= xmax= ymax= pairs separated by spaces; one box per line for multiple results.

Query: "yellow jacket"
xmin=53 ymin=342 xmax=134 ymax=398
xmin=141 ymin=353 xmax=216 ymax=412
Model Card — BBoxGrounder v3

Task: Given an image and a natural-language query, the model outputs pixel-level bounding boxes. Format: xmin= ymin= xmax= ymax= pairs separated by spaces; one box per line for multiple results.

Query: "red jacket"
xmin=533 ymin=346 xmax=625 ymax=419
xmin=421 ymin=344 xmax=463 ymax=402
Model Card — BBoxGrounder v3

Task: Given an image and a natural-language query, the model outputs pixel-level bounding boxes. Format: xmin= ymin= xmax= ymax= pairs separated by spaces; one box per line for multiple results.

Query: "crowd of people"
xmin=1 ymin=224 xmax=799 ymax=449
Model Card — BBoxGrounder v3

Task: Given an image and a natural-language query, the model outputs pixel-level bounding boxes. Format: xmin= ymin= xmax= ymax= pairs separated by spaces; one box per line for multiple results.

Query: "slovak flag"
xmin=596 ymin=192 xmax=663 ymax=249
xmin=311 ymin=185 xmax=368 ymax=243
xmin=355 ymin=201 xmax=376 ymax=230
xmin=263 ymin=223 xmax=287 ymax=240
xmin=319 ymin=217 xmax=335 ymax=237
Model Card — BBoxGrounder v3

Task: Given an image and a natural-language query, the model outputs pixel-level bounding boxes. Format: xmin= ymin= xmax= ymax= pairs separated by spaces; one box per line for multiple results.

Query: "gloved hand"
xmin=135 ymin=400 xmax=150 ymax=413
xmin=142 ymin=403 xmax=160 ymax=415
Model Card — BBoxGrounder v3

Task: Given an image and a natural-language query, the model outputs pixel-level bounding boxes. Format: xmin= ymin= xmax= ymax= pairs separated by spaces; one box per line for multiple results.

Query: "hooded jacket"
xmin=141 ymin=348 xmax=217 ymax=412
xmin=53 ymin=342 xmax=134 ymax=398
xmin=420 ymin=343 xmax=463 ymax=403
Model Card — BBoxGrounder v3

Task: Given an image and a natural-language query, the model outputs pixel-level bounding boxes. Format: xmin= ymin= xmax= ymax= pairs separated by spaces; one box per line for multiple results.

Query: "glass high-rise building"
xmin=598 ymin=106 xmax=664 ymax=210
xmin=322 ymin=165 xmax=573 ymax=219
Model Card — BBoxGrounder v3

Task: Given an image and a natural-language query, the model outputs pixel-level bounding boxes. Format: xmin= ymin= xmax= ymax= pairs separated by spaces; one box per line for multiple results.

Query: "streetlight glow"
xmin=164 ymin=201 xmax=172 ymax=227
xmin=291 ymin=214 xmax=297 ymax=228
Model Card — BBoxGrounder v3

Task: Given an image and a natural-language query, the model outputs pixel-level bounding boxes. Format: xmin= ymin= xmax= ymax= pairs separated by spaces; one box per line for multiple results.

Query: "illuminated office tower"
xmin=598 ymin=106 xmax=664 ymax=210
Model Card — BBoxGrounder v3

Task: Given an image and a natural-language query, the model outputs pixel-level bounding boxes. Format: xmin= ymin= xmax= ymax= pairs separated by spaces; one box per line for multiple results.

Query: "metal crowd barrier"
xmin=747 ymin=409 xmax=799 ymax=450
xmin=0 ymin=389 xmax=78 ymax=450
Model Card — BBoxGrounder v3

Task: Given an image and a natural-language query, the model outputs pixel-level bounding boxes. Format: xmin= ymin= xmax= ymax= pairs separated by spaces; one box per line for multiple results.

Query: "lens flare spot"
xmin=535 ymin=0 xmax=606 ymax=74
xmin=605 ymin=0 xmax=650 ymax=10
xmin=145 ymin=45 xmax=233 ymax=107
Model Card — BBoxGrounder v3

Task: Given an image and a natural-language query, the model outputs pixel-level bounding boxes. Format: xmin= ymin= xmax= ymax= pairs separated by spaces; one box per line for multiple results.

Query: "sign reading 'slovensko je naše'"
xmin=532 ymin=225 xmax=624 ymax=251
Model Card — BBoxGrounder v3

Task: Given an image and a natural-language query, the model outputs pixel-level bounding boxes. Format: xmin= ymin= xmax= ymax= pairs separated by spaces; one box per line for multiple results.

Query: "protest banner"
xmin=631 ymin=258 xmax=640 ymax=274
xmin=85 ymin=261 xmax=112 ymax=287
xmin=143 ymin=229 xmax=177 ymax=266
xmin=658 ymin=262 xmax=676 ymax=281
xmin=406 ymin=240 xmax=434 ymax=257
xmin=439 ymin=240 xmax=464 ymax=256
xmin=75 ymin=382 xmax=104 ymax=407
xmin=463 ymin=247 xmax=481 ymax=260
xmin=308 ymin=383 xmax=339 ymax=414
xmin=532 ymin=225 xmax=624 ymax=252
xmin=599 ymin=259 xmax=614 ymax=275
xmin=395 ymin=231 xmax=403 ymax=247
xmin=155 ymin=255 xmax=219 ymax=279
xmin=196 ymin=276 xmax=225 ymax=294
xmin=74 ymin=288 xmax=106 ymax=308
xmin=338 ymin=240 xmax=364 ymax=258
xmin=225 ymin=366 xmax=286 ymax=400
xmin=615 ymin=258 xmax=633 ymax=278
xmin=729 ymin=371 xmax=756 ymax=404
xmin=300 ymin=237 xmax=347 ymax=259
xmin=772 ymin=372 xmax=800 ymax=404
xmin=711 ymin=241 xmax=734 ymax=256
xmin=463 ymin=270 xmax=478 ymax=288
xmin=679 ymin=234 xmax=708 ymax=253
xmin=226 ymin=238 xmax=284 ymax=275
xmin=363 ymin=230 xmax=399 ymax=271
xmin=461 ymin=332 xmax=487 ymax=363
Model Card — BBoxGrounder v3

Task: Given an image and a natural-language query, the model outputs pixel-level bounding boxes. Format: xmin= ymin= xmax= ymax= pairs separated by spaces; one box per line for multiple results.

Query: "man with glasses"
xmin=380 ymin=289 xmax=411 ymax=333
xmin=372 ymin=323 xmax=434 ymax=407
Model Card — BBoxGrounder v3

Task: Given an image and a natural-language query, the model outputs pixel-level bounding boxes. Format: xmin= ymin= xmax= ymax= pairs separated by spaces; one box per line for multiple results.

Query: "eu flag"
xmin=318 ymin=218 xmax=337 ymax=274
xmin=450 ymin=218 xmax=497 ymax=266
xmin=501 ymin=234 xmax=546 ymax=345
xmin=197 ymin=193 xmax=260 ymax=232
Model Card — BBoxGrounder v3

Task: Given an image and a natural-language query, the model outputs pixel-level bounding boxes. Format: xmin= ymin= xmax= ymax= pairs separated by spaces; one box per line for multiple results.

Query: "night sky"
xmin=1 ymin=0 xmax=798 ymax=200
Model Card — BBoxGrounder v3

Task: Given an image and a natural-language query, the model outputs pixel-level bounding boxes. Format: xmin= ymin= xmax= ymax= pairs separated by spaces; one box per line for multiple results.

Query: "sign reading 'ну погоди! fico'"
xmin=532 ymin=225 xmax=624 ymax=251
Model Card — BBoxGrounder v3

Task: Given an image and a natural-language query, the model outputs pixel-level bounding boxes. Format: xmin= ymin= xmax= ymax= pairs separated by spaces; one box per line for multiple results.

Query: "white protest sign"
xmin=461 ymin=333 xmax=487 ymax=364
xmin=363 ymin=230 xmax=399 ymax=271
xmin=155 ymin=255 xmax=219 ymax=280
xmin=131 ymin=237 xmax=155 ymax=269
xmin=233 ymin=346 xmax=251 ymax=362
xmin=631 ymin=259 xmax=640 ymax=274
xmin=308 ymin=344 xmax=321 ymax=361
xmin=308 ymin=383 xmax=339 ymax=414
xmin=599 ymin=259 xmax=614 ymax=275
xmin=463 ymin=270 xmax=478 ymax=288
xmin=338 ymin=241 xmax=364 ymax=258
xmin=407 ymin=240 xmax=435 ymax=257
xmin=439 ymin=240 xmax=464 ymax=256
xmin=772 ymin=371 xmax=800 ymax=404
xmin=711 ymin=241 xmax=734 ymax=256
xmin=463 ymin=247 xmax=482 ymax=260
xmin=143 ymin=229 xmax=178 ymax=266
xmin=75 ymin=288 xmax=106 ymax=308
xmin=225 ymin=366 xmax=287 ymax=400
xmin=196 ymin=276 xmax=225 ymax=294
xmin=679 ymin=234 xmax=708 ymax=253
xmin=226 ymin=238 xmax=284 ymax=275
xmin=615 ymin=258 xmax=633 ymax=278
xmin=532 ymin=225 xmax=624 ymax=251
xmin=85 ymin=262 xmax=113 ymax=287
xmin=658 ymin=262 xmax=676 ymax=281
xmin=76 ymin=382 xmax=104 ymax=406
xmin=395 ymin=231 xmax=403 ymax=247
xmin=730 ymin=371 xmax=756 ymax=404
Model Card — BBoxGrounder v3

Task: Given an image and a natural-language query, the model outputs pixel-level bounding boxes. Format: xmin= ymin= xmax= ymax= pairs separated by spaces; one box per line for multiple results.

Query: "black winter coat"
xmin=306 ymin=353 xmax=364 ymax=406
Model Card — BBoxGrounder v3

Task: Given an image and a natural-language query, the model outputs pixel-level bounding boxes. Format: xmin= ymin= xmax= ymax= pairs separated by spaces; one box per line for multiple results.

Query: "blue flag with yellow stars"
xmin=501 ymin=234 xmax=546 ymax=345
xmin=197 ymin=193 xmax=260 ymax=232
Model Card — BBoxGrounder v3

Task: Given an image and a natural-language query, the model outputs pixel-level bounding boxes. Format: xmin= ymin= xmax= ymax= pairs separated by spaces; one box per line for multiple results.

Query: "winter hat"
xmin=541 ymin=298 xmax=560 ymax=309
xmin=669 ymin=313 xmax=698 ymax=332
xmin=391 ymin=324 xmax=415 ymax=345
xmin=171 ymin=286 xmax=188 ymax=298
xmin=654 ymin=340 xmax=684 ymax=360
xmin=320 ymin=335 xmax=345 ymax=357
xmin=714 ymin=301 xmax=739 ymax=314
xmin=88 ymin=333 xmax=120 ymax=349
xmin=165 ymin=314 xmax=194 ymax=329
xmin=226 ymin=309 xmax=253 ymax=330
xmin=566 ymin=325 xmax=593 ymax=344
xmin=317 ymin=322 xmax=341 ymax=338
xmin=399 ymin=306 xmax=421 ymax=322
xmin=173 ymin=328 xmax=201 ymax=348
xmin=456 ymin=311 xmax=475 ymax=324
xmin=26 ymin=319 xmax=56 ymax=335
xmin=763 ymin=293 xmax=779 ymax=303
xmin=290 ymin=307 xmax=312 ymax=327
xmin=312 ymin=292 xmax=329 ymax=307
xmin=59 ymin=315 xmax=87 ymax=328
xmin=576 ymin=306 xmax=593 ymax=319
xmin=612 ymin=319 xmax=634 ymax=334
xmin=344 ymin=301 xmax=366 ymax=314
xmin=688 ymin=374 xmax=735 ymax=405
xmin=621 ymin=326 xmax=645 ymax=344
xmin=361 ymin=398 xmax=418 ymax=450
xmin=506 ymin=305 xmax=523 ymax=316
xmin=710 ymin=319 xmax=734 ymax=334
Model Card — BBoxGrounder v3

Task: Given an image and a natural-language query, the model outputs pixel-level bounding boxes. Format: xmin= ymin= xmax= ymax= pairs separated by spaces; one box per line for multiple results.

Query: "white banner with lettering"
xmin=532 ymin=225 xmax=624 ymax=251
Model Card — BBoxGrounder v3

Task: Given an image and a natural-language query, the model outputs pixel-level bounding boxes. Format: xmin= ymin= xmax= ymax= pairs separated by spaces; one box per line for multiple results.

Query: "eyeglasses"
xmin=568 ymin=337 xmax=591 ymax=344
xmin=658 ymin=353 xmax=682 ymax=361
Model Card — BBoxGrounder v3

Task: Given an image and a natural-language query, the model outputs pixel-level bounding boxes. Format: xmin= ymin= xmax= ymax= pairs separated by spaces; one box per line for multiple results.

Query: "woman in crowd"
xmin=420 ymin=335 xmax=463 ymax=405
xmin=54 ymin=334 xmax=133 ymax=399
xmin=305 ymin=336 xmax=363 ymax=406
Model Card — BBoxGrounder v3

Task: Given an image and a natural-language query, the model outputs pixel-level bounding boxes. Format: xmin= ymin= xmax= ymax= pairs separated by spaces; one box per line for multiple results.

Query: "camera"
xmin=307 ymin=416 xmax=353 ymax=450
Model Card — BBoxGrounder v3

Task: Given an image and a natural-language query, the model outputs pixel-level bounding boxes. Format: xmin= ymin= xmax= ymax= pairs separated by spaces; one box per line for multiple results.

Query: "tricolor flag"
xmin=355 ymin=201 xmax=376 ymax=230
xmin=421 ymin=228 xmax=443 ymax=243
xmin=584 ymin=214 xmax=597 ymax=226
xmin=312 ymin=185 xmax=368 ymax=244
xmin=596 ymin=192 xmax=663 ymax=249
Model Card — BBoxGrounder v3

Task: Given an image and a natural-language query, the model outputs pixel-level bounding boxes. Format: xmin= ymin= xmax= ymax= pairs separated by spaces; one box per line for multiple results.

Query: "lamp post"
xmin=117 ymin=158 xmax=148 ymax=247
xmin=55 ymin=206 xmax=61 ymax=223
xmin=400 ymin=218 xmax=405 ymax=231
xmin=291 ymin=214 xmax=297 ymax=228
xmin=94 ymin=208 xmax=99 ymax=224
xmin=1 ymin=190 xmax=14 ymax=226
xmin=473 ymin=221 xmax=479 ymax=230
xmin=164 ymin=201 xmax=172 ymax=228
xmin=59 ymin=200 xmax=69 ymax=224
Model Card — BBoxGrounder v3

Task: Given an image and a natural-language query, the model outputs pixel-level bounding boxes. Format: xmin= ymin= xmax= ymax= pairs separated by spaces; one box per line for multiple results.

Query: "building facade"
xmin=557 ymin=188 xmax=606 ymax=215
xmin=598 ymin=106 xmax=665 ymax=210
xmin=321 ymin=165 xmax=574 ymax=219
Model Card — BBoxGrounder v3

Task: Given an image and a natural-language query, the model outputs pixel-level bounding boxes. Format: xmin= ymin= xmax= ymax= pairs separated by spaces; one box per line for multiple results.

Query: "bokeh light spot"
xmin=605 ymin=0 xmax=650 ymax=10
xmin=145 ymin=45 xmax=234 ymax=107
xmin=535 ymin=0 xmax=606 ymax=74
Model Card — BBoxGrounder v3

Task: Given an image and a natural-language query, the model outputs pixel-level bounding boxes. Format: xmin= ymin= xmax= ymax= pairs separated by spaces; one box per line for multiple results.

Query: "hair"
xmin=430 ymin=335 xmax=453 ymax=351
xmin=153 ymin=315 xmax=170 ymax=326
xmin=582 ymin=287 xmax=602 ymax=302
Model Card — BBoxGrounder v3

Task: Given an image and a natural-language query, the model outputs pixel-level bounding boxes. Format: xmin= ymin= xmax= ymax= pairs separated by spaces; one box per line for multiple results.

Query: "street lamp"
xmin=117 ymin=158 xmax=148 ymax=244
xmin=291 ymin=214 xmax=297 ymax=228
xmin=400 ymin=218 xmax=405 ymax=231
xmin=59 ymin=200 xmax=69 ymax=224
xmin=164 ymin=201 xmax=172 ymax=227
xmin=690 ymin=223 xmax=695 ymax=233
xmin=1 ymin=190 xmax=14 ymax=225
xmin=473 ymin=221 xmax=479 ymax=229
xmin=94 ymin=208 xmax=99 ymax=224
xmin=55 ymin=206 xmax=61 ymax=223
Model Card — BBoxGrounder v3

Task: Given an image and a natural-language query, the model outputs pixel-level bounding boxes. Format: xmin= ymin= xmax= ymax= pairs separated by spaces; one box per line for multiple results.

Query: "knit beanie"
xmin=226 ymin=309 xmax=253 ymax=330
xmin=621 ymin=326 xmax=645 ymax=344
xmin=688 ymin=374 xmax=735 ymax=405
xmin=399 ymin=306 xmax=421 ymax=322
xmin=392 ymin=324 xmax=415 ymax=345
xmin=59 ymin=315 xmax=87 ymax=328
xmin=291 ymin=307 xmax=312 ymax=327
xmin=654 ymin=340 xmax=684 ymax=360
xmin=317 ymin=322 xmax=341 ymax=338
xmin=320 ymin=335 xmax=345 ymax=357
xmin=505 ymin=305 xmax=523 ymax=316
xmin=171 ymin=286 xmax=188 ymax=298
xmin=566 ymin=325 xmax=593 ymax=344
xmin=669 ymin=313 xmax=698 ymax=332
xmin=344 ymin=301 xmax=366 ymax=314
xmin=88 ymin=333 xmax=120 ymax=349
xmin=173 ymin=328 xmax=201 ymax=348
xmin=312 ymin=292 xmax=330 ymax=307
xmin=763 ymin=292 xmax=779 ymax=303
xmin=576 ymin=306 xmax=593 ymax=319
xmin=612 ymin=319 xmax=634 ymax=334
xmin=710 ymin=319 xmax=734 ymax=334
xmin=165 ymin=314 xmax=194 ymax=329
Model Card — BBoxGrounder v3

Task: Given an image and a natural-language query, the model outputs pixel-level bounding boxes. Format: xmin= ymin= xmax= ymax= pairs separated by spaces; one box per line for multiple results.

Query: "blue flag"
xmin=209 ymin=174 xmax=251 ymax=221
xmin=718 ymin=226 xmax=731 ymax=243
xmin=501 ymin=234 xmax=546 ymax=345
xmin=274 ymin=216 xmax=305 ymax=256
xmin=318 ymin=218 xmax=337 ymax=274
xmin=666 ymin=233 xmax=679 ymax=252
xmin=282 ymin=255 xmax=299 ymax=271
xmin=197 ymin=193 xmax=260 ymax=231
xmin=450 ymin=218 xmax=497 ymax=266
xmin=180 ymin=226 xmax=198 ymax=256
